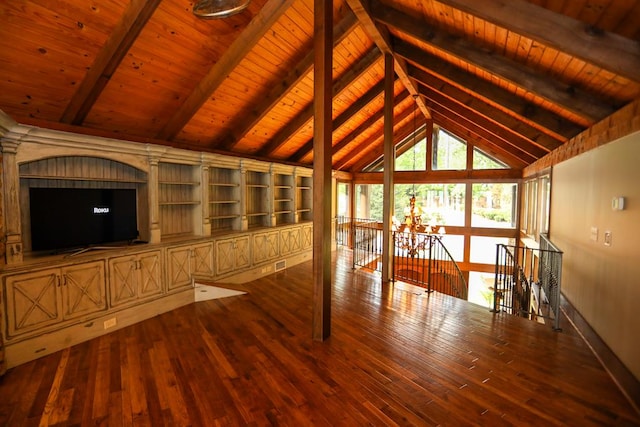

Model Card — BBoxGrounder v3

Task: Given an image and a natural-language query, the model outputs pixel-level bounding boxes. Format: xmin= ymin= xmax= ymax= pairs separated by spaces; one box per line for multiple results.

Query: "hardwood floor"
xmin=1 ymin=250 xmax=638 ymax=426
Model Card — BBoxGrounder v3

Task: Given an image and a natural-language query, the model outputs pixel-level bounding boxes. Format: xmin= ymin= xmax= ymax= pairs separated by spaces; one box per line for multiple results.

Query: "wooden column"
xmin=201 ymin=160 xmax=211 ymax=236
xmin=147 ymin=154 xmax=161 ymax=244
xmin=312 ymin=0 xmax=333 ymax=341
xmin=1 ymin=139 xmax=23 ymax=265
xmin=382 ymin=53 xmax=395 ymax=283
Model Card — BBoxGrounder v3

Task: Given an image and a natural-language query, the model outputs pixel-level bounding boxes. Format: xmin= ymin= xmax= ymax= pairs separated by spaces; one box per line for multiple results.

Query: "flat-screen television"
xmin=29 ymin=187 xmax=138 ymax=252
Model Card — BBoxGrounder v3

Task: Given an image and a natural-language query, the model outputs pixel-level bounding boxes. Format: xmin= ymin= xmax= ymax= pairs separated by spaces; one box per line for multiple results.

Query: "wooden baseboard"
xmin=560 ymin=294 xmax=640 ymax=415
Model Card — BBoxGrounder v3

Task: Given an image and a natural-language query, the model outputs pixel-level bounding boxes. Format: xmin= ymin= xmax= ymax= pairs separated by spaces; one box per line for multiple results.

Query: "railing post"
xmin=427 ymin=235 xmax=433 ymax=293
xmin=492 ymin=244 xmax=501 ymax=313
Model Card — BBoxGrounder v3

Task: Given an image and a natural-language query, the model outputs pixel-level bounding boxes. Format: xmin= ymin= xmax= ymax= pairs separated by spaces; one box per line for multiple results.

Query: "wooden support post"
xmin=312 ymin=0 xmax=333 ymax=341
xmin=382 ymin=53 xmax=395 ymax=283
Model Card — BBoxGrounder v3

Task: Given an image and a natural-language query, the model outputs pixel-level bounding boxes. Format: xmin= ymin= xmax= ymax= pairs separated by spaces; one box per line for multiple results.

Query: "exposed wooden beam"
xmin=353 ymin=168 xmax=523 ymax=184
xmin=312 ymin=0 xmax=333 ymax=342
xmin=325 ymin=91 xmax=411 ymax=168
xmin=430 ymin=110 xmax=529 ymax=169
xmin=436 ymin=0 xmax=640 ymax=83
xmin=370 ymin=2 xmax=616 ymax=124
xmin=382 ymin=52 xmax=395 ymax=283
xmin=409 ymin=66 xmax=562 ymax=153
xmin=60 ymin=0 xmax=162 ymax=125
xmin=157 ymin=0 xmax=295 ymax=141
xmin=345 ymin=0 xmax=431 ymax=120
xmin=288 ymin=79 xmax=385 ymax=162
xmin=257 ymin=47 xmax=381 ymax=157
xmin=419 ymin=92 xmax=537 ymax=166
xmin=417 ymin=84 xmax=545 ymax=160
xmin=217 ymin=11 xmax=358 ymax=151
xmin=345 ymin=116 xmax=417 ymax=172
xmin=394 ymin=39 xmax=584 ymax=139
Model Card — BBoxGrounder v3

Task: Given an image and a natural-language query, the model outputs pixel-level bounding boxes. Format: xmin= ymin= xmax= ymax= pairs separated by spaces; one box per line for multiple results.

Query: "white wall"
xmin=550 ymin=131 xmax=640 ymax=380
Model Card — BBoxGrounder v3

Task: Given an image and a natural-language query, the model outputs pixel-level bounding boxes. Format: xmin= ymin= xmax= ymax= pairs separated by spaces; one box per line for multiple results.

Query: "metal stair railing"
xmin=493 ymin=240 xmax=563 ymax=331
xmin=393 ymin=231 xmax=468 ymax=300
xmin=337 ymin=217 xmax=468 ymax=301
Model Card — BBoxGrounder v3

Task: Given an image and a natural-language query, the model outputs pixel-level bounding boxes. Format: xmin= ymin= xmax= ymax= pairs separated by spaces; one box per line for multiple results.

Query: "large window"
xmin=521 ymin=174 xmax=551 ymax=238
xmin=471 ymin=183 xmax=517 ymax=228
xmin=337 ymin=182 xmax=350 ymax=217
xmin=432 ymin=129 xmax=466 ymax=170
xmin=394 ymin=183 xmax=465 ymax=226
xmin=355 ymin=184 xmax=383 ymax=221
xmin=396 ymin=136 xmax=427 ymax=171
xmin=473 ymin=147 xmax=508 ymax=169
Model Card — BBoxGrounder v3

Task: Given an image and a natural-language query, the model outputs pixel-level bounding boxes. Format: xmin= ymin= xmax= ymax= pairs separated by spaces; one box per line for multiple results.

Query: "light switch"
xmin=590 ymin=226 xmax=598 ymax=242
xmin=612 ymin=196 xmax=625 ymax=211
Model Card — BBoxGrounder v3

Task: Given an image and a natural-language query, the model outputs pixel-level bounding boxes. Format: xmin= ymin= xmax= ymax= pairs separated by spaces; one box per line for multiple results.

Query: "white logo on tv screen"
xmin=93 ymin=207 xmax=110 ymax=214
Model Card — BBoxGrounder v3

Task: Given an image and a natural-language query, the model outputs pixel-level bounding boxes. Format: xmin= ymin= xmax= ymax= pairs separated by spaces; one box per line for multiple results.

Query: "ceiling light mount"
xmin=193 ymin=0 xmax=250 ymax=19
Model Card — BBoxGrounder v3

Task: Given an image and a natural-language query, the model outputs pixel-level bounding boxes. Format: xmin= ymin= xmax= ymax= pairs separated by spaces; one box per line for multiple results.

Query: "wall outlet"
xmin=604 ymin=231 xmax=612 ymax=247
xmin=103 ymin=317 xmax=117 ymax=329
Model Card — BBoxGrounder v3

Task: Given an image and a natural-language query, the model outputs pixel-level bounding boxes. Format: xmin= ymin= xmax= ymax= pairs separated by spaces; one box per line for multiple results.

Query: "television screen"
xmin=29 ymin=187 xmax=138 ymax=252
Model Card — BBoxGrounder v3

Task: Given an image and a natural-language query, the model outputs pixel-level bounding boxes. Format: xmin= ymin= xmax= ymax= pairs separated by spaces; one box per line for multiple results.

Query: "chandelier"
xmin=392 ymin=96 xmax=443 ymax=257
xmin=193 ymin=0 xmax=251 ymax=19
xmin=393 ymin=195 xmax=444 ymax=257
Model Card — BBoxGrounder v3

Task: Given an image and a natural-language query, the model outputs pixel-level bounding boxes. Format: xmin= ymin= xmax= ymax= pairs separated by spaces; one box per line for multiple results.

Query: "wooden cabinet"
xmin=209 ymin=166 xmax=241 ymax=233
xmin=4 ymin=261 xmax=106 ymax=338
xmin=245 ymin=170 xmax=271 ymax=229
xmin=301 ymin=223 xmax=313 ymax=249
xmin=158 ymin=162 xmax=201 ymax=238
xmin=215 ymin=235 xmax=250 ymax=276
xmin=253 ymin=230 xmax=280 ymax=264
xmin=279 ymin=227 xmax=301 ymax=256
xmin=273 ymin=173 xmax=294 ymax=225
xmin=167 ymin=242 xmax=214 ymax=290
xmin=295 ymin=174 xmax=313 ymax=222
xmin=108 ymin=251 xmax=162 ymax=307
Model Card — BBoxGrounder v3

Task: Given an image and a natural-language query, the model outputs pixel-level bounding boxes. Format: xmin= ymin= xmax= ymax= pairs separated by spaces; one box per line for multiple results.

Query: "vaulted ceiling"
xmin=1 ymin=0 xmax=639 ymax=172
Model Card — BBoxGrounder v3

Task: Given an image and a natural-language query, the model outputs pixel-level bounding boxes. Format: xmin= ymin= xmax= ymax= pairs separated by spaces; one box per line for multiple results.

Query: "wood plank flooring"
xmin=1 ymin=250 xmax=639 ymax=426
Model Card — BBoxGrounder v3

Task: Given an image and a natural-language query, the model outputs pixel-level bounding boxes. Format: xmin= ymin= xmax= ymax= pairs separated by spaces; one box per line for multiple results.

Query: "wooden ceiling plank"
xmin=344 ymin=117 xmax=416 ymax=172
xmin=394 ymin=39 xmax=584 ymax=140
xmin=408 ymin=66 xmax=562 ymax=153
xmin=289 ymin=79 xmax=386 ymax=162
xmin=334 ymin=90 xmax=411 ymax=156
xmin=217 ymin=11 xmax=358 ymax=151
xmin=436 ymin=0 xmax=640 ymax=83
xmin=332 ymin=93 xmax=413 ymax=171
xmin=370 ymin=2 xmax=616 ymax=124
xmin=60 ymin=0 xmax=162 ymax=125
xmin=156 ymin=0 xmax=295 ymax=141
xmin=345 ymin=0 xmax=431 ymax=119
xmin=257 ymin=46 xmax=381 ymax=157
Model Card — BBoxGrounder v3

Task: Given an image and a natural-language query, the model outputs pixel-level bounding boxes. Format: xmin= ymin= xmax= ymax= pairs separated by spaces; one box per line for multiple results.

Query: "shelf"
xmin=210 ymin=215 xmax=240 ymax=220
xmin=296 ymin=209 xmax=311 ymax=213
xmin=246 ymin=212 xmax=269 ymax=217
xmin=210 ymin=182 xmax=239 ymax=187
xmin=210 ymin=200 xmax=240 ymax=204
xmin=247 ymin=184 xmax=268 ymax=188
xmin=159 ymin=201 xmax=201 ymax=206
xmin=159 ymin=181 xmax=200 ymax=186
xmin=275 ymin=198 xmax=293 ymax=203
xmin=20 ymin=174 xmax=147 ymax=184
xmin=297 ymin=186 xmax=311 ymax=190
xmin=275 ymin=185 xmax=292 ymax=189
xmin=275 ymin=210 xmax=292 ymax=214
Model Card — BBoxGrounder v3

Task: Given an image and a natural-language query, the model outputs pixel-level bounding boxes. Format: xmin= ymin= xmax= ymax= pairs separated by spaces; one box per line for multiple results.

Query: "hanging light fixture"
xmin=193 ymin=0 xmax=251 ymax=19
